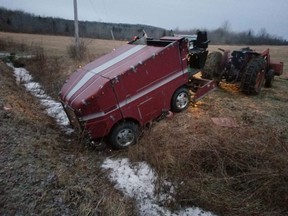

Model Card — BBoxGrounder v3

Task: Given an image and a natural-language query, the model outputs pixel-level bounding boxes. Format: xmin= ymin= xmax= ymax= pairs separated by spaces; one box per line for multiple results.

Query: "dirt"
xmin=0 ymin=61 xmax=136 ymax=215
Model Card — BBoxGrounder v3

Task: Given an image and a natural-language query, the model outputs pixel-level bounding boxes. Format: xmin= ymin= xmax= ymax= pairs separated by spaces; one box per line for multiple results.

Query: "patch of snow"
xmin=102 ymin=158 xmax=216 ymax=216
xmin=8 ymin=63 xmax=72 ymax=133
xmin=0 ymin=52 xmax=34 ymax=59
xmin=0 ymin=52 xmax=11 ymax=58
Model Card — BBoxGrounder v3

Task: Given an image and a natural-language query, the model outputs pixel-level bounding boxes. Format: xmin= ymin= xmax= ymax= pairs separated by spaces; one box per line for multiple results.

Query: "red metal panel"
xmin=160 ymin=36 xmax=185 ymax=41
xmin=100 ymin=45 xmax=164 ymax=79
xmin=84 ymin=45 xmax=134 ymax=70
xmin=192 ymin=79 xmax=217 ymax=102
xmin=111 ymin=41 xmax=184 ymax=124
xmin=270 ymin=61 xmax=284 ymax=76
xmin=60 ymin=45 xmax=135 ymax=101
xmin=60 ymin=44 xmax=165 ymax=107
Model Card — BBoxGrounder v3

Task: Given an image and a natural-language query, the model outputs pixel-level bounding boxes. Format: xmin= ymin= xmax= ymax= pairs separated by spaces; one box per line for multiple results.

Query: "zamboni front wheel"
xmin=109 ymin=121 xmax=139 ymax=149
xmin=171 ymin=87 xmax=190 ymax=113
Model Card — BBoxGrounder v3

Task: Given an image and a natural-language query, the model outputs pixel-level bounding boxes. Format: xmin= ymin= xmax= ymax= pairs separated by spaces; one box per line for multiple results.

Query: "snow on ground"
xmin=8 ymin=63 xmax=73 ymax=134
xmin=102 ymin=158 xmax=216 ymax=216
xmin=8 ymin=63 xmax=216 ymax=216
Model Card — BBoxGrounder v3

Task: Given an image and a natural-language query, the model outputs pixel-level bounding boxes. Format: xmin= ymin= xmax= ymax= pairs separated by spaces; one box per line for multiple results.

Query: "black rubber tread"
xmin=202 ymin=51 xmax=223 ymax=80
xmin=108 ymin=121 xmax=139 ymax=149
xmin=264 ymin=69 xmax=274 ymax=88
xmin=240 ymin=57 xmax=266 ymax=95
xmin=171 ymin=87 xmax=190 ymax=113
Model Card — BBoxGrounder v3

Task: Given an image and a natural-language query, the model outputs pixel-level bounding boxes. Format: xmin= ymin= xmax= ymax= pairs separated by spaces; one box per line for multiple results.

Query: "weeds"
xmin=127 ymin=87 xmax=288 ymax=215
xmin=0 ymin=37 xmax=28 ymax=52
xmin=18 ymin=46 xmax=67 ymax=99
xmin=67 ymin=39 xmax=88 ymax=60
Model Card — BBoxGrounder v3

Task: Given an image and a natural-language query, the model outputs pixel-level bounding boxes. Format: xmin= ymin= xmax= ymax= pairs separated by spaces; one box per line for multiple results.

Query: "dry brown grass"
xmin=1 ymin=32 xmax=288 ymax=215
xmin=128 ymin=77 xmax=288 ymax=215
xmin=0 ymin=32 xmax=126 ymax=58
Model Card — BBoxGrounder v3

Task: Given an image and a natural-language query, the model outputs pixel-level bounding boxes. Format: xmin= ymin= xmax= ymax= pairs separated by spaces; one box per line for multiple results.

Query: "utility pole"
xmin=74 ymin=0 xmax=79 ymax=58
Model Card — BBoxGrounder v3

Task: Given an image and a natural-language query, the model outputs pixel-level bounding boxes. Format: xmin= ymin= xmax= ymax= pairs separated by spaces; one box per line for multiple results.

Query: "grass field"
xmin=1 ymin=32 xmax=288 ymax=216
xmin=0 ymin=32 xmax=126 ymax=57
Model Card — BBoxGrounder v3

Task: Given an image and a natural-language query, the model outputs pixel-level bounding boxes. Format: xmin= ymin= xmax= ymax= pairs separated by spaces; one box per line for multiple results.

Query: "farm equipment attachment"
xmin=202 ymin=47 xmax=284 ymax=94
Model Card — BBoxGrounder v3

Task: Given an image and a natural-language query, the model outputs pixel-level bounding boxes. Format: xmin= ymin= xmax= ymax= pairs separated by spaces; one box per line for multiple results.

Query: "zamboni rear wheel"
xmin=171 ymin=87 xmax=190 ymax=113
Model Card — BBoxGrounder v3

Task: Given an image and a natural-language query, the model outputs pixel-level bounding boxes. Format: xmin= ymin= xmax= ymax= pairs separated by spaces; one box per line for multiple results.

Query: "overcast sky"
xmin=1 ymin=0 xmax=288 ymax=40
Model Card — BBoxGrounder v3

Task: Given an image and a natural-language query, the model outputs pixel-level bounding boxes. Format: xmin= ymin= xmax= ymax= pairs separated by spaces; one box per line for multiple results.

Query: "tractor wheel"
xmin=109 ymin=121 xmax=139 ymax=149
xmin=241 ymin=57 xmax=266 ymax=95
xmin=171 ymin=87 xmax=190 ymax=113
xmin=264 ymin=69 xmax=274 ymax=88
xmin=202 ymin=51 xmax=223 ymax=81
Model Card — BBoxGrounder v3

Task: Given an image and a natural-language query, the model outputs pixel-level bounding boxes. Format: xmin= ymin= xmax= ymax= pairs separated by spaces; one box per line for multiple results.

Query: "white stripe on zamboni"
xmin=65 ymin=45 xmax=146 ymax=100
xmin=80 ymin=68 xmax=188 ymax=121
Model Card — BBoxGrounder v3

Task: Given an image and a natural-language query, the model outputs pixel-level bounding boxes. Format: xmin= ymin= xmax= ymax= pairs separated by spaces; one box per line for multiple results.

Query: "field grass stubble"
xmin=1 ymin=32 xmax=288 ymax=215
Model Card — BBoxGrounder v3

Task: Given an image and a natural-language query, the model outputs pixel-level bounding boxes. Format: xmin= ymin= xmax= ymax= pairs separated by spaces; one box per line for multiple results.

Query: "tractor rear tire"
xmin=202 ymin=51 xmax=223 ymax=81
xmin=241 ymin=57 xmax=266 ymax=95
xmin=264 ymin=69 xmax=274 ymax=88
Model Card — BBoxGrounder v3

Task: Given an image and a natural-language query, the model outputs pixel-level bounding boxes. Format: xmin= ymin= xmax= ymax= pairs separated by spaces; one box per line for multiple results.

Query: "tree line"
xmin=0 ymin=7 xmax=287 ymax=45
xmin=0 ymin=7 xmax=170 ymax=41
xmin=176 ymin=21 xmax=288 ymax=45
